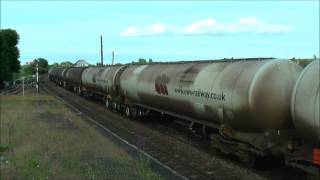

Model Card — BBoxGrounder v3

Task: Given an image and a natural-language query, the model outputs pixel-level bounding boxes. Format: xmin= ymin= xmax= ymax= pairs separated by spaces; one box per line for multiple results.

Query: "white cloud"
xmin=121 ymin=17 xmax=293 ymax=37
xmin=147 ymin=24 xmax=167 ymax=34
xmin=231 ymin=17 xmax=292 ymax=33
xmin=121 ymin=23 xmax=179 ymax=37
xmin=121 ymin=26 xmax=140 ymax=37
xmin=185 ymin=19 xmax=216 ymax=34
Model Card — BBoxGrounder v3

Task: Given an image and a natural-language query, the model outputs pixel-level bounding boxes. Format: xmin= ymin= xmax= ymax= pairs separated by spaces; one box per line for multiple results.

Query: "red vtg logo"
xmin=155 ymin=74 xmax=169 ymax=95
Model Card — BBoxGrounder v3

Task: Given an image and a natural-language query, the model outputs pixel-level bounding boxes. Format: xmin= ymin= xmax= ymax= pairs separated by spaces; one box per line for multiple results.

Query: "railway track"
xmin=41 ymin=80 xmax=306 ymax=180
xmin=0 ymin=84 xmax=22 ymax=95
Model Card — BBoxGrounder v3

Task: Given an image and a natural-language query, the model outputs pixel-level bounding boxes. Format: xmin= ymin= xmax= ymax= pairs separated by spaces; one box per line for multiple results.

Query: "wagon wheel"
xmin=78 ymin=86 xmax=82 ymax=96
xmin=143 ymin=108 xmax=150 ymax=116
xmin=105 ymin=99 xmax=111 ymax=109
xmin=131 ymin=108 xmax=137 ymax=118
xmin=238 ymin=151 xmax=256 ymax=167
xmin=113 ymin=103 xmax=117 ymax=111
xmin=137 ymin=108 xmax=143 ymax=118
xmin=125 ymin=106 xmax=130 ymax=117
xmin=116 ymin=103 xmax=121 ymax=112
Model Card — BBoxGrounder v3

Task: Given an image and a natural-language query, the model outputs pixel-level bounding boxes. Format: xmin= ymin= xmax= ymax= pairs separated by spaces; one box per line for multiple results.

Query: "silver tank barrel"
xmin=81 ymin=66 xmax=126 ymax=95
xmin=120 ymin=59 xmax=302 ymax=132
xmin=291 ymin=60 xmax=320 ymax=145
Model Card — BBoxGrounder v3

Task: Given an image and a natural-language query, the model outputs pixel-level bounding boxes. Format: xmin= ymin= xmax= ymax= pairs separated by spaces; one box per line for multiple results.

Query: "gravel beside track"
xmin=41 ymin=79 xmax=306 ymax=180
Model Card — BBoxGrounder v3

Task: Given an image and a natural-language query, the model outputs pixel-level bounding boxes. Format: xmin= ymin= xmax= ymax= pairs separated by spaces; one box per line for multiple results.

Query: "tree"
xmin=60 ymin=61 xmax=73 ymax=67
xmin=0 ymin=29 xmax=20 ymax=87
xmin=35 ymin=58 xmax=49 ymax=74
xmin=131 ymin=58 xmax=154 ymax=65
xmin=22 ymin=64 xmax=34 ymax=76
xmin=23 ymin=58 xmax=49 ymax=75
xmin=49 ymin=62 xmax=59 ymax=68
xmin=138 ymin=58 xmax=147 ymax=64
xmin=96 ymin=62 xmax=103 ymax=66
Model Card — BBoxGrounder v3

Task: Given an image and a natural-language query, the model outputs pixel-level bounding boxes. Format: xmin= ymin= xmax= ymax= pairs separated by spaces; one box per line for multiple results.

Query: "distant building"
xmin=74 ymin=59 xmax=89 ymax=67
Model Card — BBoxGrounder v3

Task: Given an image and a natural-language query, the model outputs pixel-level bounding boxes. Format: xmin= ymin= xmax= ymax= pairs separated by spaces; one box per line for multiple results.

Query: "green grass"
xmin=0 ymin=94 xmax=162 ymax=179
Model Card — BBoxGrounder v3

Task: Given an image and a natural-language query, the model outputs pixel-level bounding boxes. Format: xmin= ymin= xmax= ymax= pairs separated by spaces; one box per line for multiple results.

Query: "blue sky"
xmin=1 ymin=1 xmax=319 ymax=65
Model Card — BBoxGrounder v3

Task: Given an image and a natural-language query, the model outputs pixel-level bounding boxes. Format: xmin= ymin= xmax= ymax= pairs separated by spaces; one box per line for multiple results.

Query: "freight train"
xmin=48 ymin=58 xmax=320 ymax=178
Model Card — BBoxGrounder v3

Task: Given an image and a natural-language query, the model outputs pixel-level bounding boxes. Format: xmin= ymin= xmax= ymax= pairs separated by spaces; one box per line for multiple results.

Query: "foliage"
xmin=48 ymin=61 xmax=74 ymax=68
xmin=59 ymin=61 xmax=73 ymax=67
xmin=36 ymin=58 xmax=49 ymax=74
xmin=47 ymin=61 xmax=74 ymax=73
xmin=50 ymin=62 xmax=59 ymax=67
xmin=18 ymin=58 xmax=49 ymax=77
xmin=131 ymin=58 xmax=153 ymax=65
xmin=0 ymin=145 xmax=9 ymax=155
xmin=96 ymin=62 xmax=103 ymax=66
xmin=0 ymin=29 xmax=20 ymax=87
xmin=138 ymin=58 xmax=147 ymax=64
xmin=21 ymin=65 xmax=34 ymax=76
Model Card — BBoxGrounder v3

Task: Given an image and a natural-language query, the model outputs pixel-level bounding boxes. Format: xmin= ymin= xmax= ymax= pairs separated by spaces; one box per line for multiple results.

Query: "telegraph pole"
xmin=100 ymin=35 xmax=104 ymax=66
xmin=36 ymin=61 xmax=39 ymax=94
xmin=22 ymin=77 xmax=24 ymax=96
xmin=112 ymin=50 xmax=114 ymax=65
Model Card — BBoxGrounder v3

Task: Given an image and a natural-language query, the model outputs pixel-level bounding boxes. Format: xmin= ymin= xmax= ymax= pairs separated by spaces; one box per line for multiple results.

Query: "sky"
xmin=1 ymin=1 xmax=319 ymax=65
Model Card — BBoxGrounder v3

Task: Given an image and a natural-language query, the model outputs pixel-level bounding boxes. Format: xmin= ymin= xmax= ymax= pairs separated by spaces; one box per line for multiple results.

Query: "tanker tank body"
xmin=48 ymin=68 xmax=53 ymax=80
xmin=287 ymin=59 xmax=320 ymax=178
xmin=120 ymin=59 xmax=302 ymax=160
xmin=120 ymin=59 xmax=301 ymax=131
xmin=48 ymin=67 xmax=60 ymax=82
xmin=64 ymin=67 xmax=87 ymax=93
xmin=58 ymin=67 xmax=70 ymax=88
xmin=54 ymin=68 xmax=68 ymax=86
xmin=81 ymin=66 xmax=126 ymax=105
xmin=291 ymin=59 xmax=320 ymax=145
xmin=81 ymin=67 xmax=106 ymax=94
xmin=48 ymin=68 xmax=57 ymax=81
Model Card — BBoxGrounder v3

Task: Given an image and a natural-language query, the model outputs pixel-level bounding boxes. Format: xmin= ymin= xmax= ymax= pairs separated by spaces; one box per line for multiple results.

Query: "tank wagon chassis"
xmin=128 ymin=102 xmax=292 ymax=164
xmin=117 ymin=98 xmax=320 ymax=177
xmin=48 ymin=59 xmax=320 ymax=179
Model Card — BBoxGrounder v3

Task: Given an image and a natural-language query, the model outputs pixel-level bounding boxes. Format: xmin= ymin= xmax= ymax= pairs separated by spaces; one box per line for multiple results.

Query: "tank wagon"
xmin=48 ymin=59 xmax=320 ymax=178
xmin=119 ymin=59 xmax=303 ymax=163
xmin=292 ymin=60 xmax=320 ymax=145
xmin=286 ymin=60 xmax=320 ymax=175
xmin=50 ymin=68 xmax=70 ymax=86
xmin=80 ymin=66 xmax=126 ymax=105
xmin=48 ymin=67 xmax=63 ymax=82
xmin=64 ymin=67 xmax=87 ymax=93
xmin=120 ymin=60 xmax=300 ymax=132
xmin=60 ymin=68 xmax=71 ymax=87
xmin=48 ymin=68 xmax=53 ymax=80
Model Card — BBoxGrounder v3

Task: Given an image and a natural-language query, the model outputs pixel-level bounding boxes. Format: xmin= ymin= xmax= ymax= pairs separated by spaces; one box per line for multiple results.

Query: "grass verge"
xmin=0 ymin=94 xmax=162 ymax=179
